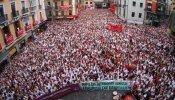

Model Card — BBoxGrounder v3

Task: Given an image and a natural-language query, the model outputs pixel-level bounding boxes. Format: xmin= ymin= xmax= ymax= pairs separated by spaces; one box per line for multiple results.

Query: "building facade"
xmin=144 ymin=0 xmax=167 ymax=26
xmin=166 ymin=0 xmax=172 ymax=16
xmin=84 ymin=0 xmax=94 ymax=8
xmin=114 ymin=0 xmax=145 ymax=24
xmin=45 ymin=0 xmax=83 ymax=20
xmin=0 ymin=0 xmax=47 ymax=65
xmin=127 ymin=0 xmax=145 ymax=24
xmin=93 ymin=0 xmax=109 ymax=8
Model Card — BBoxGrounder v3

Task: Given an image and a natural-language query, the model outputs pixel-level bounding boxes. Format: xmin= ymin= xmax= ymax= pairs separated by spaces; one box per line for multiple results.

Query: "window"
xmin=21 ymin=1 xmax=25 ymax=8
xmin=123 ymin=9 xmax=125 ymax=17
xmin=11 ymin=2 xmax=16 ymax=17
xmin=140 ymin=3 xmax=143 ymax=8
xmin=0 ymin=5 xmax=4 ymax=18
xmin=3 ymin=26 xmax=10 ymax=35
xmin=49 ymin=11 xmax=52 ymax=16
xmin=133 ymin=1 xmax=136 ymax=6
xmin=48 ymin=2 xmax=50 ymax=5
xmin=21 ymin=1 xmax=26 ymax=14
xmin=30 ymin=0 xmax=36 ymax=6
xmin=61 ymin=11 xmax=64 ymax=16
xmin=38 ymin=0 xmax=40 ymax=5
xmin=61 ymin=1 xmax=64 ymax=6
xmin=14 ymin=21 xmax=20 ymax=31
xmin=23 ymin=17 xmax=29 ymax=26
xmin=139 ymin=13 xmax=142 ymax=18
xmin=69 ymin=0 xmax=72 ymax=5
xmin=56 ymin=11 xmax=58 ymax=16
xmin=132 ymin=12 xmax=135 ymax=17
xmin=69 ymin=10 xmax=72 ymax=15
xmin=148 ymin=5 xmax=151 ymax=9
xmin=55 ymin=2 xmax=58 ymax=9
xmin=40 ymin=12 xmax=42 ymax=19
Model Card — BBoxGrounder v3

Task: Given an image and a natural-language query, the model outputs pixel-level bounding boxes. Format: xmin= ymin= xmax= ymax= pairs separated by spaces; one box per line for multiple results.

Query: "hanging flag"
xmin=116 ymin=24 xmax=123 ymax=32
xmin=108 ymin=23 xmax=123 ymax=32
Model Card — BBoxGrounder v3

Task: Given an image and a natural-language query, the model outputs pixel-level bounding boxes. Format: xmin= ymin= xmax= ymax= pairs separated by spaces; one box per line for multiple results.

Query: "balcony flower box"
xmin=5 ymin=34 xmax=13 ymax=46
xmin=0 ymin=43 xmax=2 ymax=50
xmin=33 ymin=21 xmax=38 ymax=27
xmin=60 ymin=5 xmax=73 ymax=9
xmin=17 ymin=29 xmax=23 ymax=37
xmin=26 ymin=24 xmax=32 ymax=31
xmin=40 ymin=18 xmax=45 ymax=23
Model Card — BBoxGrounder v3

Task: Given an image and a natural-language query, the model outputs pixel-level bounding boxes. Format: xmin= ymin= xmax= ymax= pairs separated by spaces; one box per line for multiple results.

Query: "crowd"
xmin=0 ymin=8 xmax=175 ymax=100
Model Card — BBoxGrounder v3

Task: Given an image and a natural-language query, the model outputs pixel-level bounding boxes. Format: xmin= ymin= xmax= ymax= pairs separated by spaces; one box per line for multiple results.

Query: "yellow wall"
xmin=0 ymin=0 xmax=47 ymax=51
xmin=0 ymin=31 xmax=5 ymax=48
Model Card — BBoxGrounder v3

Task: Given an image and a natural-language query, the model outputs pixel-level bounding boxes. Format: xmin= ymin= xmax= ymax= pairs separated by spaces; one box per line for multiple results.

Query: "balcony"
xmin=60 ymin=5 xmax=73 ymax=10
xmin=40 ymin=18 xmax=45 ymax=23
xmin=11 ymin=11 xmax=19 ymax=18
xmin=22 ymin=8 xmax=29 ymax=14
xmin=16 ymin=29 xmax=24 ymax=37
xmin=38 ymin=5 xmax=42 ymax=9
xmin=33 ymin=21 xmax=38 ymax=27
xmin=45 ymin=5 xmax=53 ymax=10
xmin=26 ymin=24 xmax=32 ymax=32
xmin=0 ymin=14 xmax=8 ymax=26
xmin=30 ymin=6 xmax=37 ymax=12
xmin=5 ymin=34 xmax=14 ymax=46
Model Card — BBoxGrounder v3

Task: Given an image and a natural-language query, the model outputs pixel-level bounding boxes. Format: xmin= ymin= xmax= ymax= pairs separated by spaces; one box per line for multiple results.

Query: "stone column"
xmin=72 ymin=0 xmax=76 ymax=15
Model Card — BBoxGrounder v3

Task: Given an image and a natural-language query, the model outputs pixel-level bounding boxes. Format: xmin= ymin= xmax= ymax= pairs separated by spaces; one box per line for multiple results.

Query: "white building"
xmin=166 ymin=0 xmax=173 ymax=16
xmin=115 ymin=0 xmax=145 ymax=24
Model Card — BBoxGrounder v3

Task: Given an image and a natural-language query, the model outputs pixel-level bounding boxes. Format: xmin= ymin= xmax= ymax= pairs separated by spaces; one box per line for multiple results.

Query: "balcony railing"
xmin=45 ymin=5 xmax=52 ymax=10
xmin=30 ymin=6 xmax=37 ymax=11
xmin=11 ymin=11 xmax=19 ymax=18
xmin=38 ymin=5 xmax=42 ymax=9
xmin=60 ymin=5 xmax=73 ymax=9
xmin=33 ymin=21 xmax=38 ymax=27
xmin=0 ymin=14 xmax=8 ymax=24
xmin=16 ymin=29 xmax=24 ymax=37
xmin=5 ymin=34 xmax=14 ymax=46
xmin=26 ymin=24 xmax=32 ymax=31
xmin=22 ymin=8 xmax=29 ymax=14
xmin=40 ymin=18 xmax=45 ymax=23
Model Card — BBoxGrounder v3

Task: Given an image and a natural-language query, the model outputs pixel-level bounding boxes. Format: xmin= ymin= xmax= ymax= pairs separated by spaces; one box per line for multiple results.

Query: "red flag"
xmin=108 ymin=23 xmax=123 ymax=32
xmin=108 ymin=23 xmax=115 ymax=32
xmin=115 ymin=24 xmax=123 ymax=32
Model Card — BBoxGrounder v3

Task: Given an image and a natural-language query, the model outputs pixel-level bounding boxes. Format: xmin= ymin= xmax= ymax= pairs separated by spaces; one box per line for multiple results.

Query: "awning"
xmin=8 ymin=47 xmax=17 ymax=58
xmin=0 ymin=51 xmax=8 ymax=63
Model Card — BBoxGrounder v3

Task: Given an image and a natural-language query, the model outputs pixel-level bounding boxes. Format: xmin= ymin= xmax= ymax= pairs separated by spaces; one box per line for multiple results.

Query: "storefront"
xmin=0 ymin=51 xmax=8 ymax=64
xmin=0 ymin=51 xmax=8 ymax=73
xmin=18 ymin=38 xmax=26 ymax=49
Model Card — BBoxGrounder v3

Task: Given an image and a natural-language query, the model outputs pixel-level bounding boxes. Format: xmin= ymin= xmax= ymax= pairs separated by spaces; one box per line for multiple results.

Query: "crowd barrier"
xmin=36 ymin=80 xmax=132 ymax=100
xmin=35 ymin=84 xmax=80 ymax=100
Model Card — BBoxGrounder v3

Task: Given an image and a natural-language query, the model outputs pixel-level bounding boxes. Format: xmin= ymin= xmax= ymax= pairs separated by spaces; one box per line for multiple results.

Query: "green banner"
xmin=80 ymin=80 xmax=131 ymax=91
